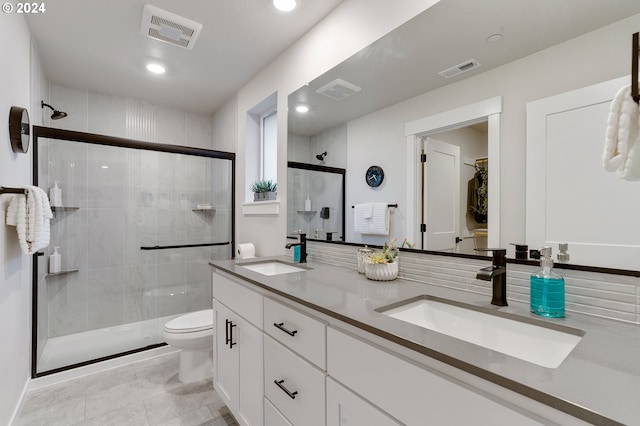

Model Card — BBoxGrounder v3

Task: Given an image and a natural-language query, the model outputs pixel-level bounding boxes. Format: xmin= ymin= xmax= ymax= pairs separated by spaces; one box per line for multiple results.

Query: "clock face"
xmin=365 ymin=165 xmax=384 ymax=187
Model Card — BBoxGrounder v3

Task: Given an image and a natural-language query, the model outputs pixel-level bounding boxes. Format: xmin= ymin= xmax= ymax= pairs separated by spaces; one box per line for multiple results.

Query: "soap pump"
xmin=49 ymin=246 xmax=61 ymax=274
xmin=530 ymin=246 xmax=565 ymax=318
xmin=49 ymin=181 xmax=62 ymax=207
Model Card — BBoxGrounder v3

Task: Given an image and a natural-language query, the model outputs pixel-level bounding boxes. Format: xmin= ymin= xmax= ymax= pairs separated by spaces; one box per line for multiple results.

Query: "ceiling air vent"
xmin=315 ymin=78 xmax=362 ymax=101
xmin=140 ymin=4 xmax=203 ymax=49
xmin=438 ymin=59 xmax=481 ymax=79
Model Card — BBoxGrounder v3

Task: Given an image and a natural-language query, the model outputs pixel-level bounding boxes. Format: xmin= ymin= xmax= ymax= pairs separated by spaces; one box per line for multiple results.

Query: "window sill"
xmin=242 ymin=200 xmax=280 ymax=216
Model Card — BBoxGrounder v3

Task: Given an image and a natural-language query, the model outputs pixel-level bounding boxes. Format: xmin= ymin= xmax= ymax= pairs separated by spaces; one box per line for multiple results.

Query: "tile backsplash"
xmin=305 ymin=241 xmax=640 ymax=324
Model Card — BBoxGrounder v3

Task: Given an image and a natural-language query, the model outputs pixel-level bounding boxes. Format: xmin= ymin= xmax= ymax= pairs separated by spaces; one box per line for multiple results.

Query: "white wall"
xmin=0 ymin=13 xmax=45 ymax=425
xmin=233 ymin=0 xmax=441 ymax=256
xmin=47 ymin=83 xmax=214 ymax=149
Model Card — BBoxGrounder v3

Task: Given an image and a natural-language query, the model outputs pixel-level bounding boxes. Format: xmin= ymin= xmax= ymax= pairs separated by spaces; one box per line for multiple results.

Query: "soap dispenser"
xmin=49 ymin=246 xmax=61 ymax=274
xmin=49 ymin=181 xmax=62 ymax=207
xmin=530 ymin=246 xmax=565 ymax=318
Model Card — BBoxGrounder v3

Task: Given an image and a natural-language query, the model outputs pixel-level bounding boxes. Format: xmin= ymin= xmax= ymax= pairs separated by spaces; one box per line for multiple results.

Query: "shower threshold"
xmin=37 ymin=314 xmax=179 ymax=374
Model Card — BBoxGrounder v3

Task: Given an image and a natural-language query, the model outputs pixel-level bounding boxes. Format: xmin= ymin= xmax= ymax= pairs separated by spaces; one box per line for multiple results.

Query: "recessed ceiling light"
xmin=487 ymin=33 xmax=503 ymax=43
xmin=296 ymin=105 xmax=309 ymax=113
xmin=273 ymin=0 xmax=296 ymax=12
xmin=146 ymin=63 xmax=166 ymax=74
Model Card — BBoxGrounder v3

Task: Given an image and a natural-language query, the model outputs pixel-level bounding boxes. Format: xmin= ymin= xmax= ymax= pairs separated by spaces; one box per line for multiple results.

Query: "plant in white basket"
xmin=365 ymin=238 xmax=415 ymax=281
xmin=365 ymin=238 xmax=403 ymax=281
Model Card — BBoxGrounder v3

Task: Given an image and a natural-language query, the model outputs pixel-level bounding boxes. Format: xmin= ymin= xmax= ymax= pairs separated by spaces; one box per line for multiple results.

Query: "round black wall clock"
xmin=9 ymin=106 xmax=30 ymax=154
xmin=365 ymin=165 xmax=384 ymax=187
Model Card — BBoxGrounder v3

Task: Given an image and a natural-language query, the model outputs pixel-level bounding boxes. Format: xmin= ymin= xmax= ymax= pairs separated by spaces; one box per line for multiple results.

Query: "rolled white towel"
xmin=6 ymin=187 xmax=52 ymax=254
xmin=602 ymin=84 xmax=640 ymax=180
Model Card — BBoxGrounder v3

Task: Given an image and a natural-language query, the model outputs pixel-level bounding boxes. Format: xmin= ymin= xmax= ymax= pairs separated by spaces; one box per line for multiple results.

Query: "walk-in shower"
xmin=32 ymin=127 xmax=235 ymax=376
xmin=287 ymin=161 xmax=345 ymax=241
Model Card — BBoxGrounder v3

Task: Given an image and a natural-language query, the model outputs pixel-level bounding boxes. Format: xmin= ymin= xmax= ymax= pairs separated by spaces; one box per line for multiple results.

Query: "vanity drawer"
xmin=212 ymin=271 xmax=263 ymax=328
xmin=264 ymin=297 xmax=326 ymax=368
xmin=264 ymin=398 xmax=293 ymax=426
xmin=264 ymin=335 xmax=325 ymax=426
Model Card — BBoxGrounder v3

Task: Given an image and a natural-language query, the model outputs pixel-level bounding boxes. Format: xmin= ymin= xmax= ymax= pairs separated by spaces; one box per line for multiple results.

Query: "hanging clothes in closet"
xmin=467 ymin=158 xmax=488 ymax=223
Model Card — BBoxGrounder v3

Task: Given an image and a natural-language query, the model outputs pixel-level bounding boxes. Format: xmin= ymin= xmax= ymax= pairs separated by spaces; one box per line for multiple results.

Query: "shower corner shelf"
xmin=46 ymin=269 xmax=79 ymax=277
xmin=51 ymin=206 xmax=80 ymax=211
xmin=192 ymin=207 xmax=216 ymax=213
xmin=51 ymin=206 xmax=80 ymax=218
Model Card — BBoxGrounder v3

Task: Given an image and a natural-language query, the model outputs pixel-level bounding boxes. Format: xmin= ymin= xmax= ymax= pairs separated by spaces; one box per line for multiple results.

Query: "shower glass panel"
xmin=32 ymin=127 xmax=234 ymax=376
xmin=287 ymin=161 xmax=345 ymax=241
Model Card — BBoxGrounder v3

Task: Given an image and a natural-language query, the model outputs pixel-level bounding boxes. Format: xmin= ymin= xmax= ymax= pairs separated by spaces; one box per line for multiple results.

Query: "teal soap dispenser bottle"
xmin=530 ymin=246 xmax=565 ymax=318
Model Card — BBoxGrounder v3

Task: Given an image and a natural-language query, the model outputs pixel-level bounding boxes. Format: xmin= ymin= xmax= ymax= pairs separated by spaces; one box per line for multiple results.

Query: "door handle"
xmin=273 ymin=322 xmax=298 ymax=337
xmin=225 ymin=319 xmax=236 ymax=348
xmin=274 ymin=379 xmax=298 ymax=399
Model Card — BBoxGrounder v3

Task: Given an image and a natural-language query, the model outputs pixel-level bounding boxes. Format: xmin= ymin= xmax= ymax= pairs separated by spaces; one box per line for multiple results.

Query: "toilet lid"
xmin=164 ymin=309 xmax=213 ymax=333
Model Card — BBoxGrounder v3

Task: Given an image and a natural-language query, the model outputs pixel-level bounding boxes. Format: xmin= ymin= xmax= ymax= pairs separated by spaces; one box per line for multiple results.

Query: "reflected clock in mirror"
xmin=9 ymin=106 xmax=30 ymax=153
xmin=366 ymin=165 xmax=384 ymax=187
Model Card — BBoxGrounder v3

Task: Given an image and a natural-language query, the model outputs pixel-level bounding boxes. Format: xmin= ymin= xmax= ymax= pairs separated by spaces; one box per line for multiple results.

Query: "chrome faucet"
xmin=475 ymin=248 xmax=507 ymax=306
xmin=285 ymin=232 xmax=307 ymax=263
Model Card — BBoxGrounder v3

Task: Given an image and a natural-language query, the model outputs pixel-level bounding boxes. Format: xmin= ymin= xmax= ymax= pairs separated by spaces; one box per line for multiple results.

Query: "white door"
xmin=424 ymin=138 xmax=460 ymax=250
xmin=526 ymin=76 xmax=640 ymax=269
xmin=213 ymin=300 xmax=239 ymax=412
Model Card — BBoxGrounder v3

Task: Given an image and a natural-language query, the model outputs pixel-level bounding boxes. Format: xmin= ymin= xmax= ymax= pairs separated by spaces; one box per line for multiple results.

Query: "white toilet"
xmin=163 ymin=309 xmax=214 ymax=383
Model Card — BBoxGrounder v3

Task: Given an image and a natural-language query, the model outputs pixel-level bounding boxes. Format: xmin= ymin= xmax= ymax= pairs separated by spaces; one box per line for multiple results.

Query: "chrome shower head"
xmin=41 ymin=101 xmax=68 ymax=120
xmin=316 ymin=151 xmax=327 ymax=161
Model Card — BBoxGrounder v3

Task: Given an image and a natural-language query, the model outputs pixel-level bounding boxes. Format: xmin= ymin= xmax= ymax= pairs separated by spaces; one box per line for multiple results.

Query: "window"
xmin=261 ymin=109 xmax=277 ymax=182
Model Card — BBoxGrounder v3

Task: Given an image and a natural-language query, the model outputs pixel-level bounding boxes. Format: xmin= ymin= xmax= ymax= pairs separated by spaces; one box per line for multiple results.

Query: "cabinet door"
xmin=264 ymin=335 xmax=325 ymax=426
xmin=327 ymin=378 xmax=400 ymax=426
xmin=237 ymin=315 xmax=264 ymax=426
xmin=214 ymin=300 xmax=239 ymax=413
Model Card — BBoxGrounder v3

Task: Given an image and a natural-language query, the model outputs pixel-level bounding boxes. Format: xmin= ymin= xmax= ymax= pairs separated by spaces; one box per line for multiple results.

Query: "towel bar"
xmin=0 ymin=186 xmax=26 ymax=194
xmin=351 ymin=204 xmax=398 ymax=208
xmin=632 ymin=32 xmax=639 ymax=104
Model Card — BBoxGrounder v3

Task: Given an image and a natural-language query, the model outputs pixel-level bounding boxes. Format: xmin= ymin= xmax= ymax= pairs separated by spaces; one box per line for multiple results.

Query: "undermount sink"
xmin=376 ymin=295 xmax=584 ymax=368
xmin=240 ymin=260 xmax=308 ymax=276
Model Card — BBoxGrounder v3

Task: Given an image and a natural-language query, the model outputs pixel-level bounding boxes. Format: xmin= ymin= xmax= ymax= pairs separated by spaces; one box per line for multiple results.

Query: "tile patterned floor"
xmin=14 ymin=352 xmax=238 ymax=426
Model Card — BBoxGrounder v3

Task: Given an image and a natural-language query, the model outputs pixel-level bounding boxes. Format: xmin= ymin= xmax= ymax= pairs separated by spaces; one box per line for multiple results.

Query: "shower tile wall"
xmin=41 ymin=140 xmax=231 ymax=340
xmin=38 ymin=83 xmax=231 ymax=345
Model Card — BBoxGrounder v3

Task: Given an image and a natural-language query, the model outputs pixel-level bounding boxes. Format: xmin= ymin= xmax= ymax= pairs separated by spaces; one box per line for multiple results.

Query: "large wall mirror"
xmin=287 ymin=0 xmax=640 ymax=271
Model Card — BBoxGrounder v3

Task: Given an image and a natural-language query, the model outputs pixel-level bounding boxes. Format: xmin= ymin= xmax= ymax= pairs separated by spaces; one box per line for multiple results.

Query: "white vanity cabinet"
xmin=327 ymin=327 xmax=544 ymax=426
xmin=212 ymin=272 xmax=264 ymax=426
xmin=263 ymin=298 xmax=327 ymax=426
xmin=326 ymin=378 xmax=401 ymax=426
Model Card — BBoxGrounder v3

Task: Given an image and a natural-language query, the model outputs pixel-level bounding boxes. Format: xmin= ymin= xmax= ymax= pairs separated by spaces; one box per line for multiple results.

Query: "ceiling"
xmin=24 ymin=0 xmax=344 ymax=114
xmin=288 ymin=0 xmax=640 ymax=136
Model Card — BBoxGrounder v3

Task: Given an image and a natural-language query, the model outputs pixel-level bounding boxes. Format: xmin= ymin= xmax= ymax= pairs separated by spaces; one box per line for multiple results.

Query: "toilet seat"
xmin=164 ymin=309 xmax=213 ymax=334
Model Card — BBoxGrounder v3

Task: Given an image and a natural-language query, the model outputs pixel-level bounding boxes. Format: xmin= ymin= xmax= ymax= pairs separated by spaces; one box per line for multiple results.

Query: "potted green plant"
xmin=364 ymin=238 xmax=414 ymax=281
xmin=251 ymin=179 xmax=277 ymax=201
xmin=365 ymin=239 xmax=400 ymax=281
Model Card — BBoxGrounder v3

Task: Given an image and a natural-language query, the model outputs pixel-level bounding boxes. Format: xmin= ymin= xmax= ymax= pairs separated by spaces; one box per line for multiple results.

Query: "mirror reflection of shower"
xmin=316 ymin=151 xmax=327 ymax=161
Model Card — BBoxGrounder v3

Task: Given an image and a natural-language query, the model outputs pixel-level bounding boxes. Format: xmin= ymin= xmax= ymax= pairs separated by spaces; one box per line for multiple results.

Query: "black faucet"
xmin=285 ymin=233 xmax=307 ymax=263
xmin=475 ymin=248 xmax=507 ymax=306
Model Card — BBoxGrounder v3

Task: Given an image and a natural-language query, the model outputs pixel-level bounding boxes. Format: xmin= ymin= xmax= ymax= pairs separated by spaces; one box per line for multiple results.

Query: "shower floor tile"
xmin=14 ymin=352 xmax=238 ymax=426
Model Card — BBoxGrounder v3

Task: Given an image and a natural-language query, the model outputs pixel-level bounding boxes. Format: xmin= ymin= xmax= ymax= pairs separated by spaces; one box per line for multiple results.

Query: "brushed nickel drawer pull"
xmin=274 ymin=322 xmax=298 ymax=337
xmin=274 ymin=379 xmax=298 ymax=399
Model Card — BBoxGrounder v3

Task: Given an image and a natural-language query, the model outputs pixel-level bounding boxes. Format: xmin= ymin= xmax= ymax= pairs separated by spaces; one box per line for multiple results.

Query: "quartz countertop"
xmin=210 ymin=257 xmax=640 ymax=425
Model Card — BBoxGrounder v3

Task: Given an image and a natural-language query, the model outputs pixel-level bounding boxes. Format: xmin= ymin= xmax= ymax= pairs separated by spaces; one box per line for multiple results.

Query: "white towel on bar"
xmin=6 ymin=186 xmax=53 ymax=254
xmin=602 ymin=84 xmax=640 ymax=181
xmin=368 ymin=202 xmax=390 ymax=235
xmin=353 ymin=203 xmax=372 ymax=233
